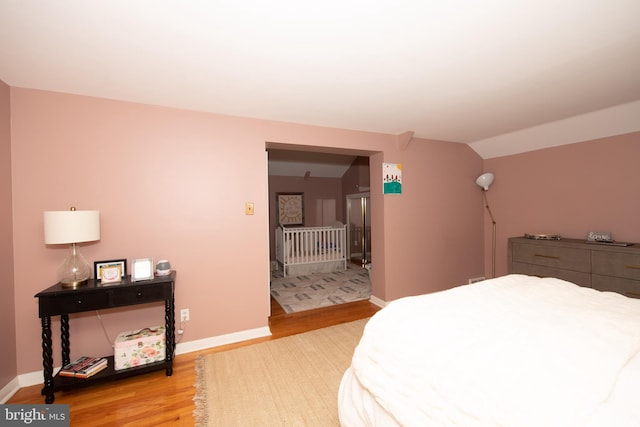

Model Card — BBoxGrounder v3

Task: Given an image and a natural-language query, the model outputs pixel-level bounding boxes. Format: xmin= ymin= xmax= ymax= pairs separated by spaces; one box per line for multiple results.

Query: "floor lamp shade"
xmin=475 ymin=172 xmax=494 ymax=191
xmin=44 ymin=208 xmax=100 ymax=287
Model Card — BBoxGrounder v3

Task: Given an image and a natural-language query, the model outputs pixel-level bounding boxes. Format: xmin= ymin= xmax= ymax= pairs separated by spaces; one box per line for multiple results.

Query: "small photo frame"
xmin=131 ymin=258 xmax=154 ymax=282
xmin=94 ymin=259 xmax=126 ymax=282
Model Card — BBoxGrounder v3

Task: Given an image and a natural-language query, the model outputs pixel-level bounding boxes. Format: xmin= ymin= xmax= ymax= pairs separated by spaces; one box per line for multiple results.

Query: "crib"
xmin=275 ymin=224 xmax=347 ymax=277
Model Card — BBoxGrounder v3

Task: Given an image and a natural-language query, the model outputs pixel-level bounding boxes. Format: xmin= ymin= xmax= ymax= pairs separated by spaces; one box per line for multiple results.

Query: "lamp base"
xmin=57 ymin=243 xmax=91 ymax=287
xmin=60 ymin=278 xmax=89 ymax=288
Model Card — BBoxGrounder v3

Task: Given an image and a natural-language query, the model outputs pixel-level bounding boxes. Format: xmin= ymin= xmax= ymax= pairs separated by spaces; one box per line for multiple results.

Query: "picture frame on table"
xmin=94 ymin=259 xmax=126 ymax=283
xmin=131 ymin=258 xmax=154 ymax=282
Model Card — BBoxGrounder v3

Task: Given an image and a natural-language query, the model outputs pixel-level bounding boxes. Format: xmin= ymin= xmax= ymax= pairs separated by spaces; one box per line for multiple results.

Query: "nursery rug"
xmin=270 ymin=265 xmax=371 ymax=313
xmin=193 ymin=318 xmax=368 ymax=427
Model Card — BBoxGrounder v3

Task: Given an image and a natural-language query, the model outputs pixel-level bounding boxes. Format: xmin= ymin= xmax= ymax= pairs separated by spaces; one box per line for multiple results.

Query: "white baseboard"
xmin=369 ymin=295 xmax=387 ymax=308
xmin=175 ymin=326 xmax=271 ymax=355
xmin=5 ymin=325 xmax=273 ymax=399
xmin=0 ymin=377 xmax=21 ymax=404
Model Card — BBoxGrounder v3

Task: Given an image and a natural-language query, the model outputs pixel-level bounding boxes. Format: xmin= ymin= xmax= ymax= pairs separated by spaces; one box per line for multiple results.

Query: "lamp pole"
xmin=482 ymin=190 xmax=496 ymax=278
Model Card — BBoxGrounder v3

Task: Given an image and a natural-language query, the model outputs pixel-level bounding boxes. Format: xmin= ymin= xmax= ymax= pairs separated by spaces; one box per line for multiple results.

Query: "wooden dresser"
xmin=508 ymin=236 xmax=640 ymax=298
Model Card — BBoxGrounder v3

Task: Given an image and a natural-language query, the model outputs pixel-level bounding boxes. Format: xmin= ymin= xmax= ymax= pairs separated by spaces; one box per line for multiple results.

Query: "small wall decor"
xmin=383 ymin=163 xmax=402 ymax=194
xmin=276 ymin=192 xmax=304 ymax=225
xmin=94 ymin=259 xmax=126 ymax=281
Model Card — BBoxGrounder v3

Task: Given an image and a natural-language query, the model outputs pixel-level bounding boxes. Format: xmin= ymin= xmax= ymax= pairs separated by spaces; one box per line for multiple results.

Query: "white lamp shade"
xmin=44 ymin=210 xmax=100 ymax=244
xmin=475 ymin=173 xmax=495 ymax=191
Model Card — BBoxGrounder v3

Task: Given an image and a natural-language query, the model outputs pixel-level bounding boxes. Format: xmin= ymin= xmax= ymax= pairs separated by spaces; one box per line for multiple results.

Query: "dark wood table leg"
xmin=60 ymin=314 xmax=70 ymax=366
xmin=165 ymin=296 xmax=175 ymax=376
xmin=40 ymin=316 xmax=55 ymax=404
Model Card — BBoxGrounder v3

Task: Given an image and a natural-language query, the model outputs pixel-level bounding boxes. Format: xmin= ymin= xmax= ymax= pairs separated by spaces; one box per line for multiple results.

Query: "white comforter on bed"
xmin=339 ymin=274 xmax=640 ymax=427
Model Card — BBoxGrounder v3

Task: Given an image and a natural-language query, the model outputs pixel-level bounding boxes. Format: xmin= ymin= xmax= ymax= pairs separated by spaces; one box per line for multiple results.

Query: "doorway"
xmin=346 ymin=192 xmax=371 ymax=267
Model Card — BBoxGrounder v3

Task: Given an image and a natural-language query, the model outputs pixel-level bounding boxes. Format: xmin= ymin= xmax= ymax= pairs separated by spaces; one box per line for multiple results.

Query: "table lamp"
xmin=44 ymin=207 xmax=100 ymax=288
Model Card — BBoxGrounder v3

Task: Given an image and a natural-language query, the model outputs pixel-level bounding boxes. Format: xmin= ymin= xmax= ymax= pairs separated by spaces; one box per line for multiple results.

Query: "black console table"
xmin=35 ymin=271 xmax=176 ymax=403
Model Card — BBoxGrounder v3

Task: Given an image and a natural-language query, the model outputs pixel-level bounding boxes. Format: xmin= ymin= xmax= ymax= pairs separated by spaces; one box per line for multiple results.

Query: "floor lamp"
xmin=476 ymin=173 xmax=496 ymax=278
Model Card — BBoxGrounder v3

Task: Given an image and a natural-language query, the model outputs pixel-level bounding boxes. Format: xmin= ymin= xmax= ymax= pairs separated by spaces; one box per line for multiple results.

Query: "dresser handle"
xmin=625 ymin=265 xmax=640 ymax=270
xmin=535 ymin=254 xmax=560 ymax=260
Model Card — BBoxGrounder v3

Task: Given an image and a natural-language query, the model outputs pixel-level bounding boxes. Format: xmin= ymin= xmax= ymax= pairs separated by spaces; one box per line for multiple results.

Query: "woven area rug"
xmin=270 ymin=265 xmax=371 ymax=313
xmin=193 ymin=319 xmax=368 ymax=426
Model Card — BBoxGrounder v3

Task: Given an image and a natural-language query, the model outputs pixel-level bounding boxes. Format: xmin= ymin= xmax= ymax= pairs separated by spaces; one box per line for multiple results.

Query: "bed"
xmin=338 ymin=274 xmax=640 ymax=426
xmin=275 ymin=224 xmax=347 ymax=276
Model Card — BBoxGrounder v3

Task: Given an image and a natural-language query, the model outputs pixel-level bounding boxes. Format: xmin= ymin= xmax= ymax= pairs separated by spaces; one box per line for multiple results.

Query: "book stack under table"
xmin=59 ymin=356 xmax=108 ymax=379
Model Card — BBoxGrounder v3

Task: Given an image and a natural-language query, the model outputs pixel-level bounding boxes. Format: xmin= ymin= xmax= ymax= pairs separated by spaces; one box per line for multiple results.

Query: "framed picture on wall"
xmin=276 ymin=192 xmax=304 ymax=225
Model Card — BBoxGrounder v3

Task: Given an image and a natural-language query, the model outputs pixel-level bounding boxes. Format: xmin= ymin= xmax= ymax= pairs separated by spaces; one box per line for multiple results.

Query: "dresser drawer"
xmin=511 ymin=262 xmax=591 ymax=287
xmin=591 ymin=274 xmax=640 ymax=299
xmin=112 ymin=284 xmax=169 ymax=306
xmin=39 ymin=291 xmax=110 ymax=316
xmin=511 ymin=242 xmax=590 ymax=272
xmin=591 ymin=251 xmax=640 ymax=281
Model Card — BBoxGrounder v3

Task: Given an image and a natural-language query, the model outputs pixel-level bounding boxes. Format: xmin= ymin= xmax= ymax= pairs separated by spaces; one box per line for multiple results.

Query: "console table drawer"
xmin=112 ymin=284 xmax=169 ymax=306
xmin=511 ymin=261 xmax=591 ymax=287
xmin=511 ymin=242 xmax=590 ymax=272
xmin=40 ymin=292 xmax=110 ymax=316
xmin=591 ymin=251 xmax=640 ymax=281
xmin=592 ymin=274 xmax=640 ymax=299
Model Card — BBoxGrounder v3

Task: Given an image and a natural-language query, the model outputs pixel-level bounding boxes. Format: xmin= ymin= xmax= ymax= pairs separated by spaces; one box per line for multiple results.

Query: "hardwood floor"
xmin=8 ymin=297 xmax=380 ymax=426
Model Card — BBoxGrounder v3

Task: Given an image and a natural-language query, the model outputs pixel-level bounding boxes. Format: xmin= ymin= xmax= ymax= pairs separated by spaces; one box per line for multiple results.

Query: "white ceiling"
xmin=1 ymin=1 xmax=639 ymax=159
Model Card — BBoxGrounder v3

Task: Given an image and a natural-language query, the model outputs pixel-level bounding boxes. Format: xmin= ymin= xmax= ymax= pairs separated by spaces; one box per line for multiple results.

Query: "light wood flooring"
xmin=7 ymin=297 xmax=380 ymax=426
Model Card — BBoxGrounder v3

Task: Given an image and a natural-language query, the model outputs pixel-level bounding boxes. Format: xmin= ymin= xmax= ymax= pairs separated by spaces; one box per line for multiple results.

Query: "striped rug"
xmin=270 ymin=265 xmax=371 ymax=313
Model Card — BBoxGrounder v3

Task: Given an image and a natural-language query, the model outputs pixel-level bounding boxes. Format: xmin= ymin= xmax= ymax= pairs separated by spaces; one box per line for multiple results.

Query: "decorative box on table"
xmin=114 ymin=326 xmax=166 ymax=370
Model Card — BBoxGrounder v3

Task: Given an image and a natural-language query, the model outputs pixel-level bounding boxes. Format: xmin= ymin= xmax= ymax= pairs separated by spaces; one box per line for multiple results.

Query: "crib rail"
xmin=276 ymin=225 xmax=347 ymax=276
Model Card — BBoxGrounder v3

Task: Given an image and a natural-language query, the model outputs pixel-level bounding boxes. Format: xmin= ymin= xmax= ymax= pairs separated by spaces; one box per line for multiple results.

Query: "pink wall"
xmin=341 ymin=156 xmax=370 ymax=197
xmin=269 ymin=176 xmax=345 ymax=226
xmin=9 ymin=88 xmax=485 ymax=377
xmin=0 ymin=80 xmax=17 ymax=387
xmin=375 ymin=137 xmax=486 ymax=300
xmin=10 ymin=89 xmax=273 ymax=375
xmin=11 ymin=85 xmax=635 ymax=384
xmin=484 ymin=132 xmax=640 ymax=277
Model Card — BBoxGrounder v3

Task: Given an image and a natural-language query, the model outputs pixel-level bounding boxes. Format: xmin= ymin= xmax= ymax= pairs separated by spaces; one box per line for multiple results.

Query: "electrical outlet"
xmin=180 ymin=308 xmax=190 ymax=322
